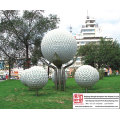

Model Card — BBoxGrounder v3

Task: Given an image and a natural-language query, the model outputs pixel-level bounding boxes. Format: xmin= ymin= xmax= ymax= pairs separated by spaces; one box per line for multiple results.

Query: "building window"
xmin=80 ymin=42 xmax=85 ymax=45
xmin=81 ymin=29 xmax=95 ymax=32
xmin=90 ymin=25 xmax=94 ymax=27
xmin=76 ymin=57 xmax=81 ymax=61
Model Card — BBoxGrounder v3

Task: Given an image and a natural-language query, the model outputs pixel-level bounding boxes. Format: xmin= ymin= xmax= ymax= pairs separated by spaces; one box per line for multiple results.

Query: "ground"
xmin=0 ymin=75 xmax=120 ymax=109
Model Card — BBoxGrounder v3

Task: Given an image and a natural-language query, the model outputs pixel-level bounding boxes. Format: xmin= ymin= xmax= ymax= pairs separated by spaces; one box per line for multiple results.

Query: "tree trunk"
xmin=25 ymin=45 xmax=30 ymax=69
xmin=8 ymin=57 xmax=11 ymax=79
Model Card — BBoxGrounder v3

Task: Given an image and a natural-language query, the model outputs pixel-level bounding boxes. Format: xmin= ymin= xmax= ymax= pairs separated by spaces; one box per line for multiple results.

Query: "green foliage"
xmin=0 ymin=10 xmax=60 ymax=68
xmin=98 ymin=69 xmax=105 ymax=80
xmin=71 ymin=68 xmax=77 ymax=78
xmin=77 ymin=38 xmax=120 ymax=70
xmin=112 ymin=70 xmax=116 ymax=76
xmin=77 ymin=42 xmax=97 ymax=67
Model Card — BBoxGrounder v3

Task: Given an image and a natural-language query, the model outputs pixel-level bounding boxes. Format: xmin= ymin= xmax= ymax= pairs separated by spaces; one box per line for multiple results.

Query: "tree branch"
xmin=2 ymin=10 xmax=24 ymax=42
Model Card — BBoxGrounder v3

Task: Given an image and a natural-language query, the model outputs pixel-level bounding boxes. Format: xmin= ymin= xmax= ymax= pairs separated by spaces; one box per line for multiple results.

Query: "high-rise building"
xmin=74 ymin=16 xmax=113 ymax=47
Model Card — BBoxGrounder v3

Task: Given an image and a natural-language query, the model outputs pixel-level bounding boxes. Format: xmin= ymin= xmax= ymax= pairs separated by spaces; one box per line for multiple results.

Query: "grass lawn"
xmin=0 ymin=75 xmax=120 ymax=109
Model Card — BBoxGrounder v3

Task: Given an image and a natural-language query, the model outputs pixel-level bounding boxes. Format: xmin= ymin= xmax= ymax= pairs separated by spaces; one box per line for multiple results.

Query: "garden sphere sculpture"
xmin=75 ymin=65 xmax=99 ymax=92
xmin=20 ymin=69 xmax=30 ymax=86
xmin=41 ymin=29 xmax=77 ymax=90
xmin=20 ymin=66 xmax=48 ymax=95
xmin=41 ymin=29 xmax=77 ymax=65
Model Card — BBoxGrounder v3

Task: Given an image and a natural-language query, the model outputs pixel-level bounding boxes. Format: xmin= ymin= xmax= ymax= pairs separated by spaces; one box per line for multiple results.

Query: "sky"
xmin=43 ymin=0 xmax=120 ymax=42
xmin=1 ymin=0 xmax=120 ymax=42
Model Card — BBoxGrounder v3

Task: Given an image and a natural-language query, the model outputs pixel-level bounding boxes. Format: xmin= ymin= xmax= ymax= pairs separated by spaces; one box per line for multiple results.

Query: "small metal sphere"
xmin=75 ymin=65 xmax=99 ymax=88
xmin=20 ymin=66 xmax=48 ymax=89
xmin=41 ymin=29 xmax=77 ymax=64
xmin=52 ymin=72 xmax=67 ymax=83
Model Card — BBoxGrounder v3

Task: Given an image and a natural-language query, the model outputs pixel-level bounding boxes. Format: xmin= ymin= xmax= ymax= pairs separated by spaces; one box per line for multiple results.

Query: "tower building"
xmin=74 ymin=15 xmax=112 ymax=47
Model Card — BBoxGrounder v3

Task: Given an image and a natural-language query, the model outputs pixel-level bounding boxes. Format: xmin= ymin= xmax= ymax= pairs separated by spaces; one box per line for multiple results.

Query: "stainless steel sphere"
xmin=52 ymin=72 xmax=67 ymax=83
xmin=20 ymin=69 xmax=29 ymax=86
xmin=41 ymin=29 xmax=77 ymax=64
xmin=20 ymin=66 xmax=48 ymax=89
xmin=75 ymin=65 xmax=99 ymax=88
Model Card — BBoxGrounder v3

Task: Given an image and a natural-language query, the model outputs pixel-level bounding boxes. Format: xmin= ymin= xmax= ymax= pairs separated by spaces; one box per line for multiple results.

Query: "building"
xmin=68 ymin=15 xmax=113 ymax=76
xmin=75 ymin=15 xmax=113 ymax=47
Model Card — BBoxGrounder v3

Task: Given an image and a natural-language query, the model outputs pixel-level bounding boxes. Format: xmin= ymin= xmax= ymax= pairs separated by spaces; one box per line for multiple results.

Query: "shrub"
xmin=71 ymin=68 xmax=77 ymax=78
xmin=98 ymin=69 xmax=105 ymax=80
xmin=112 ymin=70 xmax=116 ymax=76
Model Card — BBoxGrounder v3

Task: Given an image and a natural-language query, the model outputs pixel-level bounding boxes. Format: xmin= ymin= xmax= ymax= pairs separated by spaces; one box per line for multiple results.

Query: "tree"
xmin=77 ymin=42 xmax=97 ymax=67
xmin=0 ymin=34 xmax=20 ymax=78
xmin=0 ymin=10 xmax=60 ymax=69
xmin=77 ymin=38 xmax=120 ymax=70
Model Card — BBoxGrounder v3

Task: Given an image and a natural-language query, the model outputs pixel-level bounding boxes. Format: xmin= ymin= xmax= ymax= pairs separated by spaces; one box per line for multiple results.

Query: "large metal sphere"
xmin=20 ymin=69 xmax=29 ymax=86
xmin=20 ymin=66 xmax=48 ymax=89
xmin=41 ymin=29 xmax=77 ymax=64
xmin=75 ymin=65 xmax=99 ymax=88
xmin=52 ymin=72 xmax=67 ymax=83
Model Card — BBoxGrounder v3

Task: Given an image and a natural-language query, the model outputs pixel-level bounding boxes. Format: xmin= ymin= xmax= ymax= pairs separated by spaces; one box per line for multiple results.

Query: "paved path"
xmin=0 ymin=80 xmax=5 ymax=82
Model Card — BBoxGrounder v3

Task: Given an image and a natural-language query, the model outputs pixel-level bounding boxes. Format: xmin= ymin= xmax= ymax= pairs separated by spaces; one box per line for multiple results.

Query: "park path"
xmin=0 ymin=80 xmax=5 ymax=82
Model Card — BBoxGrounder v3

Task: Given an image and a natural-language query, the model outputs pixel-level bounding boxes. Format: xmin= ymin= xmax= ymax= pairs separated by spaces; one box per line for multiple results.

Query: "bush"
xmin=71 ymin=68 xmax=77 ymax=78
xmin=112 ymin=70 xmax=116 ymax=76
xmin=98 ymin=69 xmax=105 ymax=80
